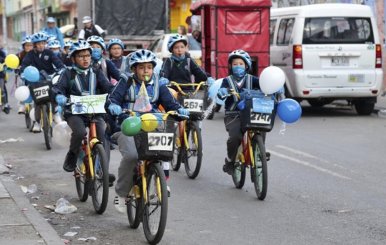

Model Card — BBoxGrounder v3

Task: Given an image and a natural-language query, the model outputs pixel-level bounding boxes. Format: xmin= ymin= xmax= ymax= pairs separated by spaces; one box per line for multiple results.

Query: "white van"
xmin=270 ymin=4 xmax=383 ymax=115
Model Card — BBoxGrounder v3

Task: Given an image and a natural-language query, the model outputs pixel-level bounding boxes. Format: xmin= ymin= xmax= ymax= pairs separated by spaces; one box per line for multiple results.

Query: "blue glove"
xmin=240 ymin=90 xmax=252 ymax=100
xmin=159 ymin=77 xmax=169 ymax=86
xmin=178 ymin=107 xmax=190 ymax=116
xmin=217 ymin=88 xmax=229 ymax=99
xmin=108 ymin=103 xmax=122 ymax=116
xmin=55 ymin=106 xmax=63 ymax=114
xmin=55 ymin=94 xmax=67 ymax=106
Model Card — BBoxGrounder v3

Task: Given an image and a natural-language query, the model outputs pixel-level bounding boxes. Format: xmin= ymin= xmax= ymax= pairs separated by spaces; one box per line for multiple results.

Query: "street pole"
xmin=2 ymin=0 xmax=7 ymax=48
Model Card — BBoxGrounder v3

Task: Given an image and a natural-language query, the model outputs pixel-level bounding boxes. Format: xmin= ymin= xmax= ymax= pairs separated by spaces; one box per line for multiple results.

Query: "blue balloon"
xmin=277 ymin=99 xmax=302 ymax=123
xmin=23 ymin=95 xmax=33 ymax=104
xmin=22 ymin=66 xmax=40 ymax=83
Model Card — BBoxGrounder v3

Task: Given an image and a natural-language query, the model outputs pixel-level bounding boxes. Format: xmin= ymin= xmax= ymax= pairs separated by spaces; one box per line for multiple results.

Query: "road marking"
xmin=270 ymin=150 xmax=351 ymax=180
xmin=275 ymin=145 xmax=352 ymax=172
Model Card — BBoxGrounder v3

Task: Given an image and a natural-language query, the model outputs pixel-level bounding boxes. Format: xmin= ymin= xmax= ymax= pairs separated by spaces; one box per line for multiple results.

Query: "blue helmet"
xmin=167 ymin=34 xmax=187 ymax=52
xmin=21 ymin=35 xmax=32 ymax=45
xmin=69 ymin=40 xmax=92 ymax=57
xmin=48 ymin=40 xmax=61 ymax=49
xmin=228 ymin=49 xmax=252 ymax=71
xmin=64 ymin=40 xmax=73 ymax=48
xmin=86 ymin=35 xmax=106 ymax=50
xmin=107 ymin=38 xmax=124 ymax=50
xmin=129 ymin=49 xmax=157 ymax=69
xmin=31 ymin=32 xmax=48 ymax=43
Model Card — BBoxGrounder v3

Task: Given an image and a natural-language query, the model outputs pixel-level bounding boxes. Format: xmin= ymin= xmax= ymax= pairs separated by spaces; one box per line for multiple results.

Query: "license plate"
xmin=148 ymin=133 xmax=174 ymax=151
xmin=331 ymin=57 xmax=349 ymax=66
xmin=184 ymin=99 xmax=203 ymax=112
xmin=252 ymin=97 xmax=274 ymax=114
xmin=349 ymin=74 xmax=364 ymax=83
xmin=250 ymin=111 xmax=272 ymax=125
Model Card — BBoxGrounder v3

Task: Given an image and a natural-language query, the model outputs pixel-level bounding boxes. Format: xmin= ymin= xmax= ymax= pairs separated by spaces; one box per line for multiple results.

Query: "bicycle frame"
xmin=83 ymin=119 xmax=100 ymax=181
xmin=138 ymin=160 xmax=163 ymax=204
xmin=238 ymin=130 xmax=256 ymax=168
xmin=40 ymin=102 xmax=53 ymax=128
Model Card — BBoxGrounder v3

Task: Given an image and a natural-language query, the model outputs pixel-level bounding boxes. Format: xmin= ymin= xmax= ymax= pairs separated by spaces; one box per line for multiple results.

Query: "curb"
xmin=0 ymin=155 xmax=63 ymax=245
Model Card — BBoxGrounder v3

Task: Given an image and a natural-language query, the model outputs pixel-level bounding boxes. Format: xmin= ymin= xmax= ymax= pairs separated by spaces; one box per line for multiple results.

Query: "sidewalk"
xmin=0 ymin=155 xmax=63 ymax=245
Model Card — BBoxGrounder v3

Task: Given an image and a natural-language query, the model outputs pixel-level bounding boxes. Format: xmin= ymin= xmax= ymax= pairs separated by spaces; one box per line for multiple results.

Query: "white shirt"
xmin=78 ymin=24 xmax=105 ymax=40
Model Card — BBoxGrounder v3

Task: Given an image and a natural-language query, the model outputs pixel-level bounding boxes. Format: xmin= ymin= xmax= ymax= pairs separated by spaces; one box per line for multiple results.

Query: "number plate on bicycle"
xmin=183 ymin=99 xmax=203 ymax=112
xmin=250 ymin=111 xmax=272 ymax=125
xmin=33 ymin=85 xmax=50 ymax=100
xmin=70 ymin=94 xmax=107 ymax=114
xmin=252 ymin=97 xmax=274 ymax=114
xmin=147 ymin=132 xmax=174 ymax=151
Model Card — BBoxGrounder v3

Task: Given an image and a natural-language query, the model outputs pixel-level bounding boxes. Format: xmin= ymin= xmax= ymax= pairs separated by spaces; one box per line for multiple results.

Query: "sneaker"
xmin=18 ymin=105 xmax=26 ymax=114
xmin=32 ymin=122 xmax=42 ymax=133
xmin=222 ymin=157 xmax=234 ymax=175
xmin=113 ymin=195 xmax=127 ymax=214
xmin=167 ymin=185 xmax=171 ymax=197
xmin=2 ymin=104 xmax=10 ymax=114
xmin=266 ymin=151 xmax=271 ymax=162
xmin=109 ymin=174 xmax=116 ymax=187
xmin=63 ymin=151 xmax=77 ymax=172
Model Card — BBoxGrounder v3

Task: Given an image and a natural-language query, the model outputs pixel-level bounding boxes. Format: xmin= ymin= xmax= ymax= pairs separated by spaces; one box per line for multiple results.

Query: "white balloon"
xmin=15 ymin=86 xmax=31 ymax=102
xmin=259 ymin=66 xmax=286 ymax=95
xmin=53 ymin=121 xmax=72 ymax=148
xmin=29 ymin=108 xmax=35 ymax=122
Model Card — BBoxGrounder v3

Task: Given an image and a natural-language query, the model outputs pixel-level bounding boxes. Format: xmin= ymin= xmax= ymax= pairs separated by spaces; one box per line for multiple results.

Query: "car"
xmin=149 ymin=33 xmax=202 ymax=67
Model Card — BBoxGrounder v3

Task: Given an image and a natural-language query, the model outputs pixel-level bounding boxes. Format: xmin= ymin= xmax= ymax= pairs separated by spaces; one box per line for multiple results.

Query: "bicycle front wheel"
xmin=251 ymin=134 xmax=268 ymax=200
xmin=42 ymin=104 xmax=52 ymax=150
xmin=142 ymin=162 xmax=168 ymax=245
xmin=232 ymin=160 xmax=246 ymax=189
xmin=91 ymin=143 xmax=109 ymax=214
xmin=184 ymin=121 xmax=202 ymax=179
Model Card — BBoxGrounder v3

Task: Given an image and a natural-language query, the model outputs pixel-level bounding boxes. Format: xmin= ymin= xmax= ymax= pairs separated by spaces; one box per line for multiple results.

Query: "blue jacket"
xmin=219 ymin=74 xmax=260 ymax=111
xmin=92 ymin=58 xmax=121 ymax=81
xmin=43 ymin=27 xmax=64 ymax=47
xmin=107 ymin=74 xmax=182 ymax=117
xmin=20 ymin=49 xmax=65 ymax=75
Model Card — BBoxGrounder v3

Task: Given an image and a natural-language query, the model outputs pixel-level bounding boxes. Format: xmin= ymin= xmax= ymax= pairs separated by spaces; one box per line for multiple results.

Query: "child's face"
xmin=90 ymin=43 xmax=102 ymax=49
xmin=135 ymin=63 xmax=153 ymax=82
xmin=34 ymin=41 xmax=46 ymax=52
xmin=72 ymin=50 xmax=92 ymax=69
xmin=231 ymin=58 xmax=246 ymax=68
xmin=109 ymin=44 xmax=123 ymax=58
xmin=24 ymin=43 xmax=33 ymax=52
xmin=172 ymin=41 xmax=187 ymax=57
xmin=50 ymin=47 xmax=60 ymax=53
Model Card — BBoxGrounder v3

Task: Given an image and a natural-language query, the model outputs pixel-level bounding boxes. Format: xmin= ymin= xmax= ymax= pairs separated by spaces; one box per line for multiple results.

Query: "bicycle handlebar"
xmin=168 ymin=81 xmax=207 ymax=96
xmin=121 ymin=109 xmax=189 ymax=120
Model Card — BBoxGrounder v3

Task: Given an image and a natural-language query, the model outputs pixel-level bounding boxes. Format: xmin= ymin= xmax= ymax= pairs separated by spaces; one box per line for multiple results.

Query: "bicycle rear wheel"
xmin=184 ymin=121 xmax=202 ymax=179
xmin=127 ymin=181 xmax=143 ymax=229
xmin=142 ymin=162 xmax=168 ymax=245
xmin=75 ymin=154 xmax=89 ymax=202
xmin=232 ymin=161 xmax=246 ymax=189
xmin=25 ymin=105 xmax=31 ymax=129
xmin=171 ymin=125 xmax=182 ymax=171
xmin=251 ymin=134 xmax=268 ymax=200
xmin=42 ymin=104 xmax=52 ymax=150
xmin=91 ymin=143 xmax=109 ymax=214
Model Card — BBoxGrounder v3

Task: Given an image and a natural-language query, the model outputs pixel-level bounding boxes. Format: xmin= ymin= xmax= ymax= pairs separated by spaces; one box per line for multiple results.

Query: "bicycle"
xmin=225 ymin=89 xmax=278 ymax=200
xmin=68 ymin=94 xmax=110 ymax=214
xmin=125 ymin=110 xmax=188 ymax=244
xmin=29 ymin=79 xmax=53 ymax=150
xmin=168 ymin=81 xmax=208 ymax=179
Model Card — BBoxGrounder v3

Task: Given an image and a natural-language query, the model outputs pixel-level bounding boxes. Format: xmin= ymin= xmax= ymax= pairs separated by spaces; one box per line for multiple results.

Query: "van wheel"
xmin=307 ymin=99 xmax=333 ymax=107
xmin=354 ymin=101 xmax=375 ymax=115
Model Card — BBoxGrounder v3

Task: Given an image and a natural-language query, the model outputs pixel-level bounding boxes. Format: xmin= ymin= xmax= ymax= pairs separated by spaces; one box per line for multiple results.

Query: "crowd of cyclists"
xmin=1 ymin=19 xmax=285 ymax=217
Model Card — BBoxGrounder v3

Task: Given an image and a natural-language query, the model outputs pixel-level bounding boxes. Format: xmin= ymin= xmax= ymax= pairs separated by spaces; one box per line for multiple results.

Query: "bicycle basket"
xmin=178 ymin=87 xmax=209 ymax=120
xmin=29 ymin=81 xmax=52 ymax=105
xmin=134 ymin=119 xmax=177 ymax=161
xmin=240 ymin=95 xmax=277 ymax=132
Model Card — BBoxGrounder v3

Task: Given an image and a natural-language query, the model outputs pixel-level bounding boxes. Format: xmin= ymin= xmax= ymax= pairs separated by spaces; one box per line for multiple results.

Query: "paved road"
xmin=1 ymin=82 xmax=386 ymax=244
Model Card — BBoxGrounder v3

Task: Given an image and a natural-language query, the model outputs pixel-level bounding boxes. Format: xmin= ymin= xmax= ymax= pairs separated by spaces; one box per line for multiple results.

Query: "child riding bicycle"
xmin=106 ymin=49 xmax=189 ymax=213
xmin=52 ymin=40 xmax=116 ymax=186
xmin=217 ymin=50 xmax=278 ymax=175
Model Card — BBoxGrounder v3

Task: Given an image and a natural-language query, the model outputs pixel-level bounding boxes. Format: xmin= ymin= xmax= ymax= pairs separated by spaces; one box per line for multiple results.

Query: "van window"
xmin=270 ymin=19 xmax=277 ymax=44
xmin=277 ymin=18 xmax=294 ymax=45
xmin=302 ymin=17 xmax=374 ymax=44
